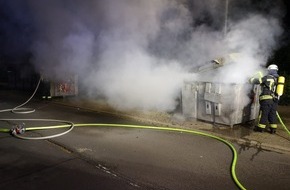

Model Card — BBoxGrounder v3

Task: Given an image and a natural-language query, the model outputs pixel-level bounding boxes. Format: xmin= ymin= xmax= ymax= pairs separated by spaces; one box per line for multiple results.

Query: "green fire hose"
xmin=277 ymin=111 xmax=290 ymax=135
xmin=1 ymin=111 xmax=290 ymax=190
xmin=0 ymin=120 xmax=246 ymax=190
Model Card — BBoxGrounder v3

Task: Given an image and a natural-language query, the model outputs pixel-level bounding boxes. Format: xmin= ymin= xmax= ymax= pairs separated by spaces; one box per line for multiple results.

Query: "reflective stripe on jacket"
xmin=259 ymin=95 xmax=273 ymax=101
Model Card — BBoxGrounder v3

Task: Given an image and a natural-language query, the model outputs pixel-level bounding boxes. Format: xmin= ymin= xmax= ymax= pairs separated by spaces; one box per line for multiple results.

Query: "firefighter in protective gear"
xmin=249 ymin=64 xmax=279 ymax=133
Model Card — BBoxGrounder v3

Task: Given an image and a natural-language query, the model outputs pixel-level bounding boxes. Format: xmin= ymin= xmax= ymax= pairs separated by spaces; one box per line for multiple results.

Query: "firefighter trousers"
xmin=258 ymin=99 xmax=278 ymax=129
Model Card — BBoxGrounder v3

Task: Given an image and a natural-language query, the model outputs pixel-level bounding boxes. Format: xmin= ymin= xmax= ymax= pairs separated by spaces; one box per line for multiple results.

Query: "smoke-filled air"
xmin=24 ymin=0 xmax=283 ymax=111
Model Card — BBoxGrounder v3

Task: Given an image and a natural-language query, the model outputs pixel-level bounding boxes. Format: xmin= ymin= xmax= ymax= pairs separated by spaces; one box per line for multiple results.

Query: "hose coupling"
xmin=10 ymin=123 xmax=26 ymax=135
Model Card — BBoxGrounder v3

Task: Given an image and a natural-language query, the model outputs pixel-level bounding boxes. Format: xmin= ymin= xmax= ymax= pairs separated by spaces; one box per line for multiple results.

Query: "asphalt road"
xmin=0 ymin=95 xmax=290 ymax=190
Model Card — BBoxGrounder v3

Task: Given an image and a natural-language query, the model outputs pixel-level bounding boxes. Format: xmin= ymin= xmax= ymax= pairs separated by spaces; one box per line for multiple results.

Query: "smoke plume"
xmin=21 ymin=0 xmax=284 ymax=111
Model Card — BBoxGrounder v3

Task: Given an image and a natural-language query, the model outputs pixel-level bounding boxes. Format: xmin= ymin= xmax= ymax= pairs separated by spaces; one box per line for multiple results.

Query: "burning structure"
xmin=182 ymin=54 xmax=261 ymax=127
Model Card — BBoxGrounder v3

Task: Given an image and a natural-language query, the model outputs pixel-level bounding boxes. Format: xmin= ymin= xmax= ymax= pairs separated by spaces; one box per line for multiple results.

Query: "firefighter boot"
xmin=270 ymin=128 xmax=276 ymax=134
xmin=254 ymin=126 xmax=264 ymax=133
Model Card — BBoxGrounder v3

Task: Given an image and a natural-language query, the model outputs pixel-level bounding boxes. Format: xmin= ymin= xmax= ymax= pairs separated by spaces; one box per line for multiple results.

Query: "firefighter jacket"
xmin=250 ymin=73 xmax=279 ymax=100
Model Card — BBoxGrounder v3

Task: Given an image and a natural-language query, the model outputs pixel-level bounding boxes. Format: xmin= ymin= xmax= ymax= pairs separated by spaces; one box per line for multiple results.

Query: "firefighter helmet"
xmin=267 ymin=64 xmax=278 ymax=71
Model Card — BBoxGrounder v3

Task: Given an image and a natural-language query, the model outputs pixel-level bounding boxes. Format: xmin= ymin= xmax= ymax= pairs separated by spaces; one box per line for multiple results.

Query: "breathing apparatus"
xmin=267 ymin=64 xmax=285 ymax=99
xmin=276 ymin=76 xmax=285 ymax=98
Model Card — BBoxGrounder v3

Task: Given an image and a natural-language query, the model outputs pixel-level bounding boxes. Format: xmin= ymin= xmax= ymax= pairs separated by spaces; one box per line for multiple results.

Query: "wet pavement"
xmin=51 ymin=94 xmax=290 ymax=154
xmin=1 ymin=90 xmax=290 ymax=190
xmin=1 ymin=91 xmax=241 ymax=190
xmin=1 ymin=89 xmax=290 ymax=154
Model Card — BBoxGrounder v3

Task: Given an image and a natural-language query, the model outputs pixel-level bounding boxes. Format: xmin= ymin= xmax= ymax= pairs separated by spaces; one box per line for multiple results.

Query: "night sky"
xmin=0 ymin=0 xmax=290 ymax=74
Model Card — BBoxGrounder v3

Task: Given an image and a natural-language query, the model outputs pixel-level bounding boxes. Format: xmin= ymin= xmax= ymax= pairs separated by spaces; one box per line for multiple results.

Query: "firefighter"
xmin=249 ymin=64 xmax=279 ymax=134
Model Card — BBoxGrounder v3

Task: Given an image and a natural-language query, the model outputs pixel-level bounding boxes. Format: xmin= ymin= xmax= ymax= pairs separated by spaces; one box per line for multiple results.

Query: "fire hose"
xmin=0 ymin=78 xmax=290 ymax=190
xmin=0 ymin=112 xmax=290 ymax=190
xmin=0 ymin=118 xmax=74 ymax=140
xmin=1 ymin=114 xmax=289 ymax=190
xmin=0 ymin=78 xmax=41 ymax=114
xmin=277 ymin=112 xmax=290 ymax=135
xmin=0 ymin=120 xmax=247 ymax=190
xmin=1 ymin=117 xmax=289 ymax=190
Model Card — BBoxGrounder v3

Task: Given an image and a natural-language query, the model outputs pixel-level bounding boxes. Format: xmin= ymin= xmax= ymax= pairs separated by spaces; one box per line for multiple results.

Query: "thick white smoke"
xmin=28 ymin=0 xmax=283 ymax=112
xmin=219 ymin=14 xmax=283 ymax=83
